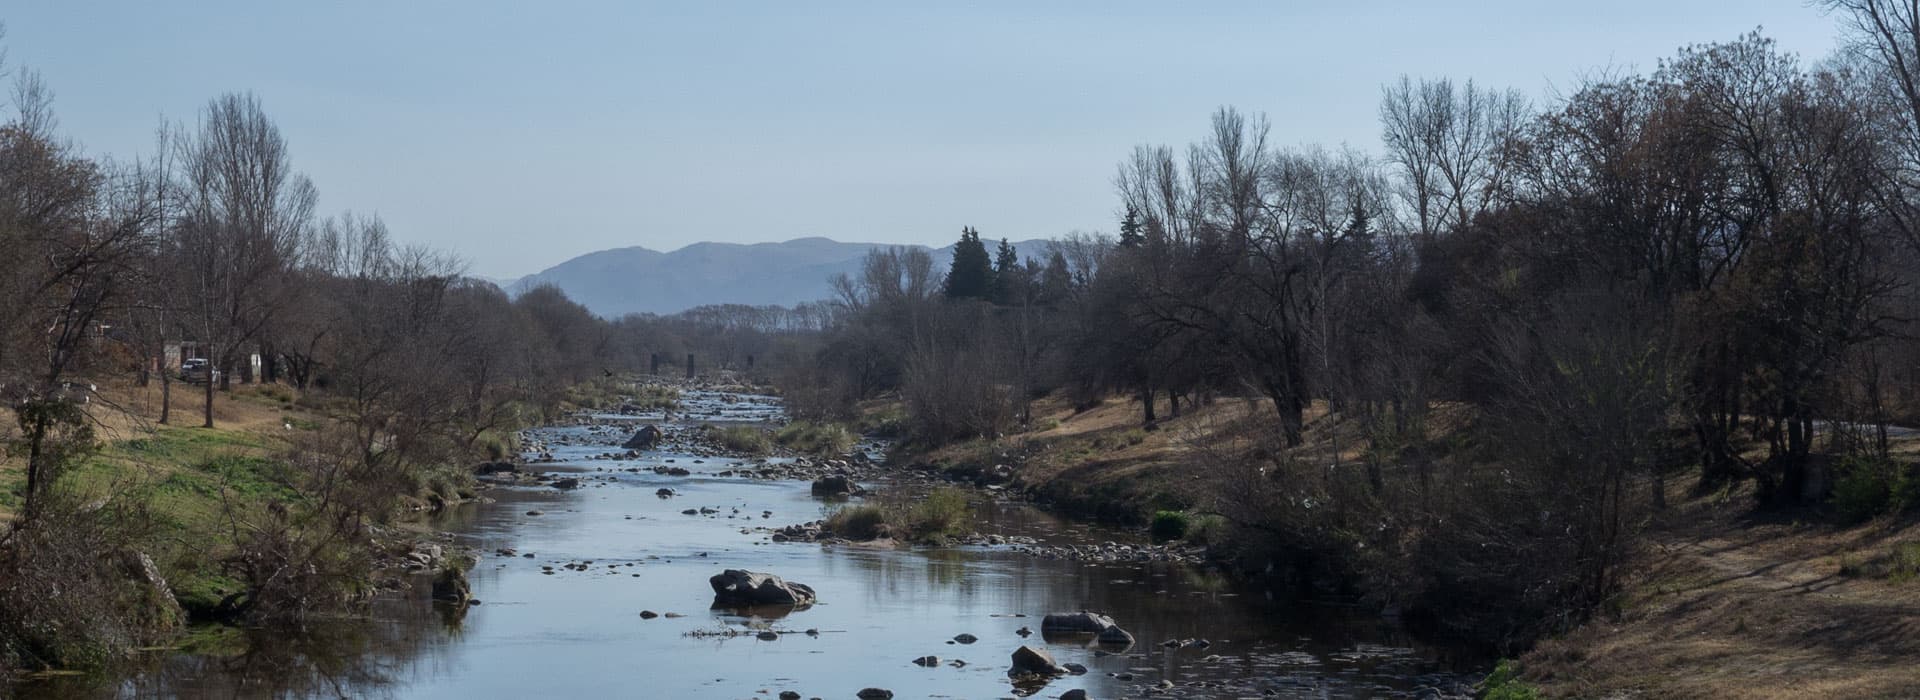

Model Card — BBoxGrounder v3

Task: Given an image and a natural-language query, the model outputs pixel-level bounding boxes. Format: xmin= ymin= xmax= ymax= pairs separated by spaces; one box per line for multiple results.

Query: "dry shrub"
xmin=0 ymin=492 xmax=182 ymax=674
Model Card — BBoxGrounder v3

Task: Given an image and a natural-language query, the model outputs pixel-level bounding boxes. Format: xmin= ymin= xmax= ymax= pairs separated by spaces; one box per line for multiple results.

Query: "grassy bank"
xmin=0 ymin=377 xmax=495 ymax=673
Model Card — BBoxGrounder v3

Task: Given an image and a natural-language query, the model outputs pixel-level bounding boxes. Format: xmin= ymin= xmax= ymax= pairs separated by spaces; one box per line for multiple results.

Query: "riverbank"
xmin=8 ymin=384 xmax=1486 ymax=697
xmin=1521 ymin=484 xmax=1920 ymax=698
xmin=0 ymin=371 xmax=577 ymax=678
xmin=875 ymin=392 xmax=1920 ymax=698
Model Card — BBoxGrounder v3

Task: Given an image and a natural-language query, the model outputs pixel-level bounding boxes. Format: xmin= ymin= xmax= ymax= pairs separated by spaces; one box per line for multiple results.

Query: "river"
xmin=25 ymin=390 xmax=1479 ymax=699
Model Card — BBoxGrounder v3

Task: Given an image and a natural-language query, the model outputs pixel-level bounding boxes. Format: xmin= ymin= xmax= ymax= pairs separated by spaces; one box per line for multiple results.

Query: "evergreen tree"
xmin=1118 ymin=205 xmax=1145 ymax=248
xmin=1040 ymin=250 xmax=1073 ymax=307
xmin=942 ymin=226 xmax=994 ymax=300
xmin=990 ymin=238 xmax=1020 ymax=305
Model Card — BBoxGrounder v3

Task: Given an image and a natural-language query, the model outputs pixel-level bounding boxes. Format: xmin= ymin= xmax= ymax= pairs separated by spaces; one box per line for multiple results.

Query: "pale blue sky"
xmin=3 ymin=1 xmax=1840 ymax=278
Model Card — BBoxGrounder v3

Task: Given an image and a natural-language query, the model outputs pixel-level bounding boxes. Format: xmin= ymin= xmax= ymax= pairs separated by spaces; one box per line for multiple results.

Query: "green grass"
xmin=53 ymin=426 xmax=305 ymax=622
xmin=1151 ymin=510 xmax=1190 ymax=541
xmin=774 ymin=421 xmax=857 ymax=456
xmin=1482 ymin=659 xmax=1540 ymax=700
xmin=903 ymin=487 xmax=971 ymax=541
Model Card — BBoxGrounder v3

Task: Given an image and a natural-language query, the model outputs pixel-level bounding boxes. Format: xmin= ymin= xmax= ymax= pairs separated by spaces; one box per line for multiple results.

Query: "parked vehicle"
xmin=180 ymin=358 xmax=211 ymax=383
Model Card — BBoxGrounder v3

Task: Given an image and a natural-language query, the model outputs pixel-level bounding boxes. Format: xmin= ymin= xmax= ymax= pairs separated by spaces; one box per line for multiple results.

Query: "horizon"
xmin=1 ymin=1 xmax=1842 ymax=279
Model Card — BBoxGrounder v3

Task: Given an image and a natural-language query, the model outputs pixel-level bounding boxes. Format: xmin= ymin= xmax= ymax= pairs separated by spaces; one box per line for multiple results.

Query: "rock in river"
xmin=1009 ymin=645 xmax=1066 ymax=677
xmin=856 ymin=689 xmax=893 ymax=700
xmin=708 ymin=569 xmax=817 ymax=607
xmin=809 ymin=475 xmax=855 ymax=498
xmin=1041 ymin=611 xmax=1117 ymax=635
xmin=622 ymin=424 xmax=663 ymax=450
xmin=1095 ymin=625 xmax=1135 ymax=647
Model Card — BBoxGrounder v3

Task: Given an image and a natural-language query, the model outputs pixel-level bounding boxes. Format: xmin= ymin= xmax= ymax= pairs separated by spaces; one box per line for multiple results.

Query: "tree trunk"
xmin=203 ymin=368 xmax=216 ymax=428
xmin=160 ymin=369 xmax=172 ymax=425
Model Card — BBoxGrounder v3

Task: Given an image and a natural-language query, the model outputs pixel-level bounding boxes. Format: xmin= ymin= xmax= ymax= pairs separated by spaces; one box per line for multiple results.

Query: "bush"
xmin=1481 ymin=659 xmax=1540 ymax=700
xmin=1831 ymin=457 xmax=1916 ymax=524
xmin=775 ymin=421 xmax=856 ymax=456
xmin=820 ymin=489 xmax=973 ymax=543
xmin=906 ymin=488 xmax=971 ymax=540
xmin=712 ymin=426 xmax=771 ymax=455
xmin=1150 ymin=510 xmax=1190 ymax=541
xmin=856 ymin=405 xmax=908 ymax=437
xmin=0 ymin=496 xmax=184 ymax=673
xmin=823 ymin=504 xmax=888 ymax=540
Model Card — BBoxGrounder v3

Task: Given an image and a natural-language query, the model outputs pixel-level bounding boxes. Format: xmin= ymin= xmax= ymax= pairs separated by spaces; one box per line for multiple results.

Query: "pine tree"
xmin=1040 ymin=250 xmax=1073 ymax=307
xmin=942 ymin=226 xmax=994 ymax=300
xmin=1118 ymin=205 xmax=1145 ymax=248
xmin=990 ymin=238 xmax=1020 ymax=305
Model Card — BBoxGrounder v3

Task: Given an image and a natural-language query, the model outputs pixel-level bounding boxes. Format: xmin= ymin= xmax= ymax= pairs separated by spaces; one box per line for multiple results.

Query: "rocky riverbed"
xmin=52 ymin=385 xmax=1481 ymax=699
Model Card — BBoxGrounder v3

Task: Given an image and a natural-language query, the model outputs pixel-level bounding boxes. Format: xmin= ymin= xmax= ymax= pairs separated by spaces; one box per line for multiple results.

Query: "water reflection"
xmin=18 ymin=391 xmax=1481 ymax=699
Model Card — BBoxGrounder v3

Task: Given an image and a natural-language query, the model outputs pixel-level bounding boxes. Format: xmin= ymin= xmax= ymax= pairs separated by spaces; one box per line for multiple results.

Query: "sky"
xmin=2 ymin=1 xmax=1845 ymax=280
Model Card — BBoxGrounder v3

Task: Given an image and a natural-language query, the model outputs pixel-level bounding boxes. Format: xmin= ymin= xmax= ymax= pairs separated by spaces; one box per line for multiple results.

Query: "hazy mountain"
xmin=509 ymin=236 xmax=1050 ymax=317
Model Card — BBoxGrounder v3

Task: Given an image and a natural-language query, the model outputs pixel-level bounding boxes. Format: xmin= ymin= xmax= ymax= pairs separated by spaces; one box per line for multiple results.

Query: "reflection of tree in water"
xmin=72 ymin=583 xmax=459 ymax=699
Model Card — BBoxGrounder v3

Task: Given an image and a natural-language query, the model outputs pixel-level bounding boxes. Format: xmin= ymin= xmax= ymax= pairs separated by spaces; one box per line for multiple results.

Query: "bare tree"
xmin=166 ymin=93 xmax=315 ymax=427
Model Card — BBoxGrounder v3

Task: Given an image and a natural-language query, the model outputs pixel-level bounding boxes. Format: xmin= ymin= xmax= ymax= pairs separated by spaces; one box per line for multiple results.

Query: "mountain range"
xmin=506 ymin=236 xmax=1049 ymax=317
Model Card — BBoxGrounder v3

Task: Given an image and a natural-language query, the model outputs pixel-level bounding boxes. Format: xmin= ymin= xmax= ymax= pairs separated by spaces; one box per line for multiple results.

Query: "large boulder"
xmin=1009 ymin=645 xmax=1067 ymax=676
xmin=810 ymin=475 xmax=854 ymax=498
xmin=708 ymin=569 xmax=817 ymax=607
xmin=623 ymin=424 xmax=664 ymax=450
xmin=1041 ymin=611 xmax=1116 ymax=635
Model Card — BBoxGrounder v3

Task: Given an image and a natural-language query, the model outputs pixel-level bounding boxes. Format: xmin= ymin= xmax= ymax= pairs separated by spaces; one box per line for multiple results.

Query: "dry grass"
xmin=1526 ymin=476 xmax=1920 ymax=699
xmin=906 ymin=393 xmax=1920 ymax=697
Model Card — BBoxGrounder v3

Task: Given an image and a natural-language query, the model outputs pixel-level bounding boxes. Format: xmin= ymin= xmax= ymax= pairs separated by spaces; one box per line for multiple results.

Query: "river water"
xmin=26 ymin=391 xmax=1478 ymax=699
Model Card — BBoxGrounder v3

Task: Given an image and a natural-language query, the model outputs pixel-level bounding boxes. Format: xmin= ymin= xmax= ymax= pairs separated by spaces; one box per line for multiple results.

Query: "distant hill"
xmin=508 ymin=236 xmax=1051 ymax=317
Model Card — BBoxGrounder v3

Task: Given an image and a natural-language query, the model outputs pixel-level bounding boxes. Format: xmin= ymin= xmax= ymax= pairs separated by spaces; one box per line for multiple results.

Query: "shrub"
xmin=1150 ymin=510 xmax=1190 ymax=541
xmin=823 ymin=504 xmax=888 ymax=540
xmin=1831 ymin=457 xmax=1916 ymax=524
xmin=1481 ymin=659 xmax=1540 ymax=700
xmin=1185 ymin=514 xmax=1228 ymax=546
xmin=856 ymin=405 xmax=909 ymax=437
xmin=906 ymin=488 xmax=971 ymax=540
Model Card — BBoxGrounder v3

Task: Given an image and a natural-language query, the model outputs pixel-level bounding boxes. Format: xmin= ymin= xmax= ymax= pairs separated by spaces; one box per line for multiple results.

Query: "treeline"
xmin=788 ymin=17 xmax=1920 ymax=649
xmin=0 ymin=43 xmax=778 ymax=672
